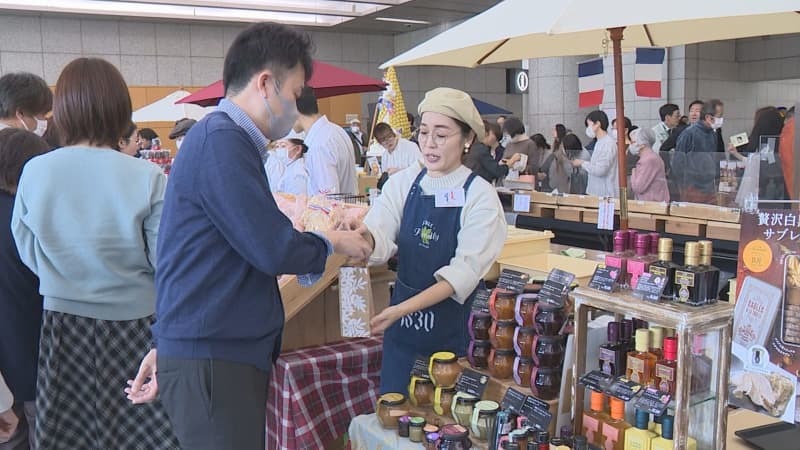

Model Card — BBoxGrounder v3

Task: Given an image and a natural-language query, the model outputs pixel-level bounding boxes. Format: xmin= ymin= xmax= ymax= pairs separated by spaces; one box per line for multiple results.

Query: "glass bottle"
xmin=625 ymin=230 xmax=638 ymax=258
xmin=573 ymin=436 xmax=589 ymax=450
xmin=690 ymin=334 xmax=712 ymax=395
xmin=623 ymin=409 xmax=656 ymax=450
xmin=648 ymin=327 xmax=664 ymax=361
xmin=537 ymin=431 xmax=550 ymax=450
xmin=605 ymin=231 xmax=629 ymax=290
xmin=653 ymin=336 xmax=678 ymax=396
xmin=650 ymin=415 xmax=697 ymax=450
xmin=582 ymin=391 xmax=609 ymax=447
xmin=621 ymin=319 xmax=634 ymax=353
xmin=628 ymin=234 xmax=656 ymax=289
xmin=601 ymin=397 xmax=630 ymax=450
xmin=674 ymin=242 xmax=708 ymax=305
xmin=648 ymin=238 xmax=680 ymax=301
xmin=626 ymin=329 xmax=657 ymax=386
xmin=599 ymin=321 xmax=626 ymax=377
xmin=647 ymin=233 xmax=660 ymax=257
xmin=698 ymin=240 xmax=720 ymax=303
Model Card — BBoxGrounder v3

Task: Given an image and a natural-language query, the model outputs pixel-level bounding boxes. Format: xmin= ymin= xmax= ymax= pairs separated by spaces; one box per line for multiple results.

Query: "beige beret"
xmin=418 ymin=87 xmax=485 ymax=139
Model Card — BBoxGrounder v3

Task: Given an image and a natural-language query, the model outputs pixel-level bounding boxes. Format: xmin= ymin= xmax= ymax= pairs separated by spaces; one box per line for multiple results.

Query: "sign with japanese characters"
xmin=732 ymin=210 xmax=800 ymax=423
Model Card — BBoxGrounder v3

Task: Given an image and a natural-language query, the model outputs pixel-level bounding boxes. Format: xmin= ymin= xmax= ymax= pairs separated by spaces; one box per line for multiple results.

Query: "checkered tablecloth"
xmin=266 ymin=337 xmax=383 ymax=450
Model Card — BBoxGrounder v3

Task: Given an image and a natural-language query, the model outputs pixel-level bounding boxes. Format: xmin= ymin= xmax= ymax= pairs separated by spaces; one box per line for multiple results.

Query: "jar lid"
xmin=414 ymin=377 xmax=434 ymax=385
xmin=425 ymin=432 xmax=440 ymax=443
xmin=494 ymin=348 xmax=516 ymax=356
xmin=516 ymin=293 xmax=539 ymax=303
xmin=410 ymin=417 xmax=426 ymax=426
xmin=495 ymin=288 xmax=516 ymax=297
xmin=515 ymin=356 xmax=534 ymax=364
xmin=423 ymin=424 xmax=439 ymax=433
xmin=378 ymin=392 xmax=406 ymax=406
xmin=431 ymin=351 xmax=457 ymax=363
xmin=455 ymin=394 xmax=479 ymax=405
xmin=399 ymin=416 xmax=411 ymax=424
xmin=475 ymin=400 xmax=500 ymax=413
xmin=440 ymin=423 xmax=469 ymax=440
xmin=437 ymin=386 xmax=458 ymax=394
xmin=537 ymin=301 xmax=563 ymax=311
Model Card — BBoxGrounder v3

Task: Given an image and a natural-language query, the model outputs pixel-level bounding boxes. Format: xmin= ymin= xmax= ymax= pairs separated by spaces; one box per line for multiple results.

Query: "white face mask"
xmin=629 ymin=142 xmax=642 ymax=156
xmin=712 ymin=117 xmax=724 ymax=130
xmin=176 ymin=137 xmax=184 ymax=150
xmin=609 ymin=128 xmax=618 ymax=140
xmin=350 ymin=126 xmax=360 ymax=134
xmin=276 ymin=147 xmax=291 ymax=163
xmin=19 ymin=115 xmax=47 ymax=137
xmin=503 ymin=133 xmax=511 ymax=141
xmin=585 ymin=125 xmax=596 ymax=139
xmin=262 ymin=79 xmax=299 ymax=141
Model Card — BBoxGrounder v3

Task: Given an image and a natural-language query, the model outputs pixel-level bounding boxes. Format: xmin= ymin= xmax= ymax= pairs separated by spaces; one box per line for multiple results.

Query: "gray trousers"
xmin=157 ymin=357 xmax=270 ymax=450
xmin=0 ymin=402 xmax=35 ymax=450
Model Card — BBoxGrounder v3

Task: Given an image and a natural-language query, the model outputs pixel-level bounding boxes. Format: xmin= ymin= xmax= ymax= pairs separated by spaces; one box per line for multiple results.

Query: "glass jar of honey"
xmin=532 ymin=334 xmax=566 ymax=369
xmin=428 ymin=351 xmax=460 ymax=388
xmin=490 ymin=289 xmax=516 ymax=321
xmin=433 ymin=387 xmax=457 ymax=417
xmin=512 ymin=356 xmax=534 ymax=388
xmin=513 ymin=326 xmax=536 ymax=358
xmin=468 ymin=311 xmax=493 ymax=341
xmin=408 ymin=376 xmax=434 ymax=406
xmin=490 ymin=319 xmax=516 ymax=350
xmin=533 ymin=302 xmax=566 ymax=336
xmin=489 ymin=348 xmax=515 ymax=380
xmin=514 ymin=293 xmax=538 ymax=327
xmin=451 ymin=393 xmax=479 ymax=426
xmin=468 ymin=340 xmax=491 ymax=369
xmin=530 ymin=366 xmax=562 ymax=400
xmin=375 ymin=393 xmax=409 ymax=429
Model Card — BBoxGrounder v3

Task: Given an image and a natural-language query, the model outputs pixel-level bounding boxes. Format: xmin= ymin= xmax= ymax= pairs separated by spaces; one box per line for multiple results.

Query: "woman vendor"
xmin=351 ymin=88 xmax=507 ymax=393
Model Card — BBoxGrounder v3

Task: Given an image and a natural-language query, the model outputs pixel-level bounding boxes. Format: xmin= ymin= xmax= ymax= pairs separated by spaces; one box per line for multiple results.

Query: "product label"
xmin=410 ymin=357 xmax=432 ymax=379
xmin=578 ymin=370 xmax=614 ymax=393
xmin=649 ymin=266 xmax=667 ymax=277
xmin=497 ymin=269 xmax=530 ymax=294
xmin=606 ymin=377 xmax=642 ymax=401
xmin=589 ymin=266 xmax=620 ymax=293
xmin=633 ymin=386 xmax=672 ymax=417
xmin=602 ymin=423 xmax=622 ymax=450
xmin=501 ymin=387 xmax=527 ymax=414
xmin=675 ymin=270 xmax=695 ymax=287
xmin=654 ymin=363 xmax=673 ymax=382
xmin=471 ymin=288 xmax=491 ymax=313
xmin=455 ymin=368 xmax=489 ymax=398
xmin=582 ymin=415 xmax=600 ymax=439
xmin=599 ymin=348 xmax=616 ymax=375
xmin=538 ymin=269 xmax=575 ymax=307
xmin=633 ymin=272 xmax=668 ymax=303
xmin=520 ymin=395 xmax=552 ymax=432
xmin=627 ymin=260 xmax=647 ymax=289
xmin=627 ymin=356 xmax=644 ymax=383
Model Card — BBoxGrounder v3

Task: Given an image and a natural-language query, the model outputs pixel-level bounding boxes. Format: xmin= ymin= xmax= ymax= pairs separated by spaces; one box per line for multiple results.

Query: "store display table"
xmin=266 ymin=337 xmax=383 ymax=450
xmin=348 ymin=413 xmax=495 ymax=450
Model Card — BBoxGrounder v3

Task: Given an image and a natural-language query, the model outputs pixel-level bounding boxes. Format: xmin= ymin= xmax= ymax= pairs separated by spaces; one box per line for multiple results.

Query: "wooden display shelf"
xmin=669 ymin=202 xmax=740 ymax=223
xmin=663 ymin=215 xmax=708 ymax=237
xmin=706 ymin=221 xmax=741 ymax=241
xmin=488 ymin=227 xmax=554 ymax=280
xmin=627 ymin=212 xmax=665 ymax=232
xmin=531 ymin=191 xmax=559 ymax=205
xmin=497 ymin=253 xmax=598 ymax=287
xmin=554 ymin=206 xmax=585 ymax=222
xmin=528 ymin=204 xmax=557 ymax=218
xmin=628 ymin=200 xmax=670 ymax=215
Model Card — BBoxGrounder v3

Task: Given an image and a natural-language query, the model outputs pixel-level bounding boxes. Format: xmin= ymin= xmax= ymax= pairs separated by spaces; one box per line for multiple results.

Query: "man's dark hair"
xmin=502 ymin=117 xmax=526 ymax=137
xmin=406 ymin=112 xmax=415 ymax=127
xmin=709 ymin=99 xmax=724 ymax=111
xmin=0 ymin=128 xmax=51 ymax=194
xmin=373 ymin=122 xmax=395 ymax=140
xmin=223 ymin=22 xmax=314 ymax=96
xmin=701 ymin=102 xmax=717 ymax=122
xmin=139 ymin=128 xmax=158 ymax=141
xmin=659 ymin=103 xmax=679 ymax=121
xmin=688 ymin=99 xmax=704 ymax=110
xmin=585 ymin=110 xmax=609 ymax=131
xmin=296 ymin=86 xmax=319 ymax=116
xmin=0 ymin=72 xmax=52 ymax=119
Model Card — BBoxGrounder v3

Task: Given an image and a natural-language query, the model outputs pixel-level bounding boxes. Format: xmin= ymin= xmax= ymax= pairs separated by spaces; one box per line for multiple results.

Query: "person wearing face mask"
xmin=0 ymin=72 xmax=52 ymax=137
xmin=672 ymin=102 xmax=720 ymax=203
xmin=115 ymin=122 xmax=139 ymax=157
xmin=348 ymin=118 xmax=365 ymax=148
xmin=125 ymin=23 xmax=371 ymax=450
xmin=571 ymin=110 xmax=619 ymax=198
xmin=629 ymin=128 xmax=669 ymax=202
xmin=273 ymin=138 xmax=309 ymax=196
xmin=168 ymin=117 xmax=196 ymax=151
xmin=340 ymin=87 xmax=507 ymax=393
xmin=709 ymin=99 xmax=725 ymax=152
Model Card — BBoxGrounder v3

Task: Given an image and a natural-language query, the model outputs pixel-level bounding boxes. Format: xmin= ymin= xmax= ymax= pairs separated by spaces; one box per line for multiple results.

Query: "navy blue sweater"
xmin=0 ymin=192 xmax=42 ymax=402
xmin=152 ymin=111 xmax=329 ymax=372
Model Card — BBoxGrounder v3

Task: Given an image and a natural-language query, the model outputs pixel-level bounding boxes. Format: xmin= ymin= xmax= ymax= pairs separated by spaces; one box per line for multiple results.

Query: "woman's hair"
xmin=585 ymin=110 xmax=609 ymax=131
xmin=53 ymin=58 xmax=132 ymax=148
xmin=42 ymin=117 xmax=60 ymax=149
xmin=113 ymin=122 xmax=138 ymax=151
xmin=502 ymin=117 xmax=526 ymax=137
xmin=750 ymin=106 xmax=784 ymax=142
xmin=0 ymin=128 xmax=51 ymax=194
xmin=287 ymin=138 xmax=309 ymax=154
xmin=562 ymin=133 xmax=583 ymax=151
xmin=632 ymin=127 xmax=656 ymax=148
xmin=138 ymin=128 xmax=158 ymax=141
xmin=530 ymin=133 xmax=551 ymax=150
xmin=483 ymin=120 xmax=502 ymax=141
xmin=553 ymin=123 xmax=567 ymax=150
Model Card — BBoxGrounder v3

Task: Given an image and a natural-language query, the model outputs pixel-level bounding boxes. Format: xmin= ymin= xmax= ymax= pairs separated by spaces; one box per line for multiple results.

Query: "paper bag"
xmin=339 ymin=266 xmax=374 ymax=337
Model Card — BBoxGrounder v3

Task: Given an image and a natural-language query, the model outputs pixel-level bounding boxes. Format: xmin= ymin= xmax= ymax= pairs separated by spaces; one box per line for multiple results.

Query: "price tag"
xmin=633 ymin=272 xmax=667 ymax=303
xmin=410 ymin=357 xmax=432 ymax=380
xmin=471 ymin=288 xmax=492 ymax=313
xmin=455 ymin=368 xmax=489 ymax=398
xmin=501 ymin=387 xmax=527 ymax=414
xmin=538 ymin=269 xmax=576 ymax=307
xmin=519 ymin=395 xmax=553 ymax=432
xmin=588 ymin=266 xmax=620 ymax=293
xmin=513 ymin=193 xmax=531 ymax=212
xmin=606 ymin=377 xmax=642 ymax=402
xmin=497 ymin=269 xmax=531 ymax=294
xmin=435 ymin=188 xmax=466 ymax=208
xmin=578 ymin=370 xmax=615 ymax=393
xmin=598 ymin=197 xmax=614 ymax=230
xmin=633 ymin=386 xmax=672 ymax=417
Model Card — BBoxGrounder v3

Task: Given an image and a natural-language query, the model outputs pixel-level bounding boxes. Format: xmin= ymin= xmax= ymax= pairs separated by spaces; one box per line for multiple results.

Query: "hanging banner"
xmin=731 ymin=209 xmax=800 ymax=423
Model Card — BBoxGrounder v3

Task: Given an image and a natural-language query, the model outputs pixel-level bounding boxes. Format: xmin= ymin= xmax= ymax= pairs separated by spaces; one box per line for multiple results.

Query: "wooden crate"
xmin=558 ymin=194 xmax=599 ymax=208
xmin=627 ymin=212 xmax=663 ymax=232
xmin=628 ymin=200 xmax=670 ymax=215
xmin=498 ymin=253 xmax=599 ymax=287
xmin=706 ymin=221 xmax=741 ymax=241
xmin=531 ymin=191 xmax=559 ymax=205
xmin=583 ymin=209 xmax=599 ymax=224
xmin=554 ymin=206 xmax=584 ymax=222
xmin=664 ymin=216 xmax=707 ymax=237
xmin=669 ymin=202 xmax=740 ymax=223
xmin=487 ymin=227 xmax=554 ymax=280
xmin=530 ymin=204 xmax=556 ymax=218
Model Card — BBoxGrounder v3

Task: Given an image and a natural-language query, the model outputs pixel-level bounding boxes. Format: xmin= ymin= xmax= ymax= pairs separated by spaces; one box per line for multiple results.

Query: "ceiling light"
xmin=143 ymin=1 xmax=399 ymax=17
xmin=375 ymin=17 xmax=431 ymax=25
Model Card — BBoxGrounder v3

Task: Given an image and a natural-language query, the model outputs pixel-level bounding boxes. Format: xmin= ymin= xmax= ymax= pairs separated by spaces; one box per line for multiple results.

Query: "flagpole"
xmin=609 ymin=26 xmax=629 ymax=230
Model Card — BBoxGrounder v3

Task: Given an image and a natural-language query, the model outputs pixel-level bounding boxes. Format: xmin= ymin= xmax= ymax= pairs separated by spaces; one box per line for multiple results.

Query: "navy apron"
xmin=379 ymin=168 xmax=479 ymax=394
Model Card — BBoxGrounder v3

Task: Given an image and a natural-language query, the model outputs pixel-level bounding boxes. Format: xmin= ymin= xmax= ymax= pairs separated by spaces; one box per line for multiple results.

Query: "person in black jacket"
xmin=462 ymin=119 xmax=519 ymax=183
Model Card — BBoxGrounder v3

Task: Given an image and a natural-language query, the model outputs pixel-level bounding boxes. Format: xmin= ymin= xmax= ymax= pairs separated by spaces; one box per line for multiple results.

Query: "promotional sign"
xmin=732 ymin=210 xmax=800 ymax=423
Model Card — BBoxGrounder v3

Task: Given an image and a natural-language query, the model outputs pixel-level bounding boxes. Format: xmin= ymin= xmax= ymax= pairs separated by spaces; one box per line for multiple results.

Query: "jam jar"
xmin=530 ymin=366 xmax=562 ymax=400
xmin=438 ymin=424 xmax=473 ymax=450
xmin=512 ymin=356 xmax=534 ymax=388
xmin=451 ymin=393 xmax=480 ymax=426
xmin=490 ymin=320 xmax=516 ymax=350
xmin=468 ymin=340 xmax=491 ymax=369
xmin=424 ymin=432 xmax=439 ymax=450
xmin=532 ymin=334 xmax=566 ymax=369
xmin=490 ymin=289 xmax=516 ymax=321
xmin=409 ymin=417 xmax=427 ymax=443
xmin=429 ymin=352 xmax=460 ymax=388
xmin=533 ymin=302 xmax=566 ymax=336
xmin=398 ymin=416 xmax=411 ymax=438
xmin=408 ymin=376 xmax=434 ymax=406
xmin=470 ymin=400 xmax=500 ymax=441
xmin=514 ymin=293 xmax=538 ymax=327
xmin=468 ymin=311 xmax=493 ymax=341
xmin=376 ymin=393 xmax=409 ymax=429
xmin=513 ymin=326 xmax=536 ymax=358
xmin=434 ymin=387 xmax=457 ymax=417
xmin=489 ymin=348 xmax=515 ymax=380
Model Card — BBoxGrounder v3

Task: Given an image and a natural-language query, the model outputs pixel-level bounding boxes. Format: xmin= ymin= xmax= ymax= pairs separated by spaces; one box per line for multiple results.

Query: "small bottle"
xmin=648 ymin=327 xmax=664 ymax=361
xmin=651 ymin=415 xmax=697 ymax=450
xmin=582 ymin=391 xmax=609 ymax=447
xmin=537 ymin=431 xmax=551 ymax=450
xmin=599 ymin=322 xmax=626 ymax=377
xmin=626 ymin=329 xmax=657 ymax=386
xmin=601 ymin=398 xmax=630 ymax=450
xmin=654 ymin=336 xmax=678 ymax=396
xmin=698 ymin=240 xmax=720 ymax=303
xmin=648 ymin=238 xmax=680 ymax=301
xmin=621 ymin=320 xmax=634 ymax=353
xmin=623 ymin=409 xmax=656 ymax=450
xmin=625 ymin=230 xmax=638 ymax=257
xmin=605 ymin=231 xmax=629 ymax=289
xmin=675 ymin=242 xmax=710 ymax=305
xmin=572 ymin=436 xmax=589 ymax=450
xmin=690 ymin=335 xmax=713 ymax=395
xmin=508 ymin=443 xmax=521 ymax=450
xmin=647 ymin=233 xmax=660 ymax=257
xmin=627 ymin=234 xmax=655 ymax=289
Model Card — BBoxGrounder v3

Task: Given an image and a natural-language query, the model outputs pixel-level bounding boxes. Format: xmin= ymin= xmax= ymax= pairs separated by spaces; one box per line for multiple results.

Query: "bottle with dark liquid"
xmin=648 ymin=238 xmax=680 ymax=301
xmin=599 ymin=321 xmax=627 ymax=376
xmin=675 ymin=242 xmax=710 ymax=305
xmin=698 ymin=240 xmax=720 ymax=303
xmin=605 ymin=231 xmax=629 ymax=289
xmin=621 ymin=320 xmax=634 ymax=353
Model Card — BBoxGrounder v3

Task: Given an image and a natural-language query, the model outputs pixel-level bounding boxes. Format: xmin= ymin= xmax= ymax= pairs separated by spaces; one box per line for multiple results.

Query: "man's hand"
xmin=0 ymin=407 xmax=19 ymax=443
xmin=125 ymin=348 xmax=158 ymax=404
xmin=324 ymin=230 xmax=373 ymax=264
xmin=571 ymin=159 xmax=584 ymax=168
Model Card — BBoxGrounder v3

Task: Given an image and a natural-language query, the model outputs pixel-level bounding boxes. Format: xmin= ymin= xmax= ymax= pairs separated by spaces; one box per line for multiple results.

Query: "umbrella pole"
xmin=609 ymin=26 xmax=629 ymax=230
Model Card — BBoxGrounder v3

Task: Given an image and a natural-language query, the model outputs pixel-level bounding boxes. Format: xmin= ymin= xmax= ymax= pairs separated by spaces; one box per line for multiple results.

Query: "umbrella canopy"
xmin=132 ymin=90 xmax=214 ymax=122
xmin=177 ymin=60 xmax=387 ymax=107
xmin=381 ymin=0 xmax=800 ymax=68
xmin=473 ymin=98 xmax=512 ymax=115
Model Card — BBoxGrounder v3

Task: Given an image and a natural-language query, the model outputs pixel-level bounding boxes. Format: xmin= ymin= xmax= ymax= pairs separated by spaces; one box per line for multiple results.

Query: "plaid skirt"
xmin=36 ymin=311 xmax=180 ymax=450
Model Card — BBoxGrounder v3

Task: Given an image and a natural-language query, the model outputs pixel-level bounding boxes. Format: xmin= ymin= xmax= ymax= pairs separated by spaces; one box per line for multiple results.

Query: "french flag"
xmin=635 ymin=48 xmax=665 ymax=98
xmin=578 ymin=58 xmax=604 ymax=108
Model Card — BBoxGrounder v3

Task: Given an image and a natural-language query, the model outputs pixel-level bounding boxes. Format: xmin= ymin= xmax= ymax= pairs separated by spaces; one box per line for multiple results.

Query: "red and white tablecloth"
xmin=266 ymin=337 xmax=383 ymax=450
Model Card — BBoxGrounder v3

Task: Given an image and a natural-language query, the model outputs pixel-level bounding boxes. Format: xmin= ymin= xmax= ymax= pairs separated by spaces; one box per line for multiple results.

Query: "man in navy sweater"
xmin=126 ymin=23 xmax=371 ymax=449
